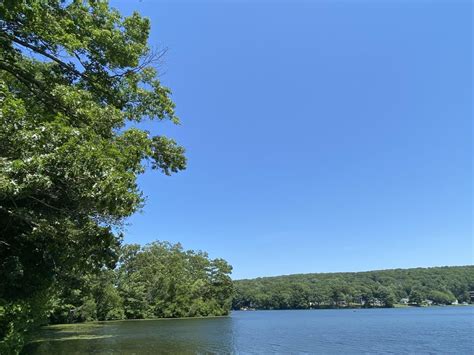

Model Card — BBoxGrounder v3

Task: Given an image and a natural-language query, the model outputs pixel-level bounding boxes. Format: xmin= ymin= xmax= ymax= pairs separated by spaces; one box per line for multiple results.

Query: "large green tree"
xmin=117 ymin=242 xmax=233 ymax=319
xmin=0 ymin=1 xmax=185 ymax=352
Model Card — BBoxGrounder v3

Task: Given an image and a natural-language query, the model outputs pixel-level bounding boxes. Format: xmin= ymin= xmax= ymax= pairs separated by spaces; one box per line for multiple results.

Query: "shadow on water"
xmin=23 ymin=317 xmax=235 ymax=354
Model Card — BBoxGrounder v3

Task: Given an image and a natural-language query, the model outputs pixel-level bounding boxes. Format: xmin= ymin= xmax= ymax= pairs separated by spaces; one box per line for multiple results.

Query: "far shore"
xmin=234 ymin=303 xmax=474 ymax=312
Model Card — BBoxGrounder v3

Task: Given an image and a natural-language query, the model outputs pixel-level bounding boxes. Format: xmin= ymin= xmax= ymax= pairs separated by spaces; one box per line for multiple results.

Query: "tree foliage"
xmin=49 ymin=241 xmax=234 ymax=323
xmin=0 ymin=1 xmax=186 ymax=352
xmin=233 ymin=266 xmax=474 ymax=310
xmin=117 ymin=242 xmax=233 ymax=319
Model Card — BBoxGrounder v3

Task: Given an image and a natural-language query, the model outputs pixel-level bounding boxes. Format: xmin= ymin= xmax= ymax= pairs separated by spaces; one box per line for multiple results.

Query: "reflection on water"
xmin=25 ymin=317 xmax=236 ymax=354
xmin=24 ymin=307 xmax=474 ymax=354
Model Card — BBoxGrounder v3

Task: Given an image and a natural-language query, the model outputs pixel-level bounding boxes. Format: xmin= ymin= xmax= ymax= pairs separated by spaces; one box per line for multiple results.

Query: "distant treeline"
xmin=233 ymin=266 xmax=474 ymax=310
xmin=50 ymin=242 xmax=233 ymax=324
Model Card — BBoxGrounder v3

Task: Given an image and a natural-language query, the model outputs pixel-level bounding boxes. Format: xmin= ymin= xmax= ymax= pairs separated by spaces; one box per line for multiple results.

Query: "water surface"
xmin=25 ymin=306 xmax=474 ymax=354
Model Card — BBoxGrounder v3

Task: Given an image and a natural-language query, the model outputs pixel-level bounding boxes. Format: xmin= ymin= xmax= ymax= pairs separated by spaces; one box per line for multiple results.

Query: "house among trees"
xmin=399 ymin=298 xmax=409 ymax=305
xmin=370 ymin=299 xmax=384 ymax=307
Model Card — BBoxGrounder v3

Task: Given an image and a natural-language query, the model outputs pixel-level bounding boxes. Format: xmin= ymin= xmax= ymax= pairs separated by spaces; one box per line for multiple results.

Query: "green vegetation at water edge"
xmin=233 ymin=266 xmax=474 ymax=310
xmin=50 ymin=241 xmax=233 ymax=324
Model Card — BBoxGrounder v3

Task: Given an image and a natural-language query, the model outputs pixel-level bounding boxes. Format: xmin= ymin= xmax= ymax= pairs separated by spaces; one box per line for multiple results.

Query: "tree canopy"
xmin=0 ymin=1 xmax=186 ymax=352
xmin=50 ymin=241 xmax=233 ymax=324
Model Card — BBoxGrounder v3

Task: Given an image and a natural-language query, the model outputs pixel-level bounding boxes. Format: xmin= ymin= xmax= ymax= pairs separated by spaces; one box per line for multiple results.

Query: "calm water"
xmin=25 ymin=307 xmax=474 ymax=354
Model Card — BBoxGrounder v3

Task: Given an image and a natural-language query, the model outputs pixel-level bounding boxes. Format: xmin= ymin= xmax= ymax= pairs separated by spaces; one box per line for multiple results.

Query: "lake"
xmin=24 ymin=306 xmax=474 ymax=354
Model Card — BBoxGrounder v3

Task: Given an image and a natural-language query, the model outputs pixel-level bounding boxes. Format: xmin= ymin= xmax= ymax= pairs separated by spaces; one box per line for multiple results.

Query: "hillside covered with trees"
xmin=233 ymin=266 xmax=474 ymax=310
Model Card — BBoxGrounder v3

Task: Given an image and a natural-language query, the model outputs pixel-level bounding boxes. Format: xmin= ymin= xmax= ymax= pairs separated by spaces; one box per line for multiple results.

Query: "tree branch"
xmin=0 ymin=32 xmax=85 ymax=80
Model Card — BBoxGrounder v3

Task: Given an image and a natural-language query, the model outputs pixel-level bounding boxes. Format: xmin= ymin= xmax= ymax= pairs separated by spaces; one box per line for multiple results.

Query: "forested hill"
xmin=233 ymin=266 xmax=474 ymax=310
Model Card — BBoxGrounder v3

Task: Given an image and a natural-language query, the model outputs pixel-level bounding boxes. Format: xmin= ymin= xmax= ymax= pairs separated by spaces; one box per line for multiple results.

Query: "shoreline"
xmin=44 ymin=314 xmax=231 ymax=329
xmin=232 ymin=304 xmax=474 ymax=312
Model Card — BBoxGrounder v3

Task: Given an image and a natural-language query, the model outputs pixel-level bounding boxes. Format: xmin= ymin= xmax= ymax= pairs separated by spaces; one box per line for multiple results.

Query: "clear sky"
xmin=110 ymin=0 xmax=472 ymax=279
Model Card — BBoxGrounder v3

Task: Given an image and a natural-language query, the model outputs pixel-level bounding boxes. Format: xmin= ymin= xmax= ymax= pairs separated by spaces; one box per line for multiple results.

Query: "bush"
xmin=0 ymin=293 xmax=50 ymax=354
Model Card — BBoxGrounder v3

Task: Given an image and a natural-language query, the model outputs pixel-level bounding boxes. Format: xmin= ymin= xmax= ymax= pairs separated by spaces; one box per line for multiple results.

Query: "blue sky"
xmin=111 ymin=0 xmax=472 ymax=279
